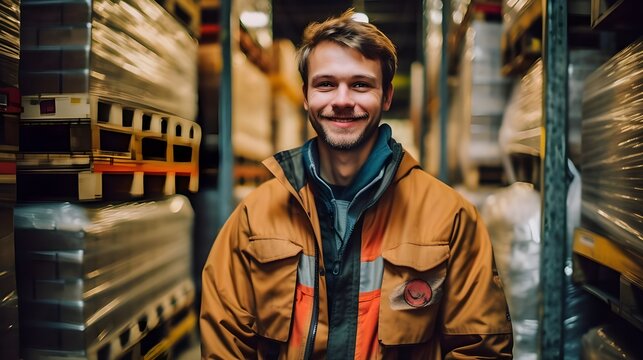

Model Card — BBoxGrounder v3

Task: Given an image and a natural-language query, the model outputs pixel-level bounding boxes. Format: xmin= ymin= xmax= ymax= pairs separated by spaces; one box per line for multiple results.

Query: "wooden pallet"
xmin=19 ymin=94 xmax=201 ymax=201
xmin=0 ymin=87 xmax=21 ymax=114
xmin=0 ymin=152 xmax=16 ymax=204
xmin=0 ymin=113 xmax=19 ymax=153
xmin=22 ymin=278 xmax=195 ymax=360
xmin=573 ymin=228 xmax=643 ymax=332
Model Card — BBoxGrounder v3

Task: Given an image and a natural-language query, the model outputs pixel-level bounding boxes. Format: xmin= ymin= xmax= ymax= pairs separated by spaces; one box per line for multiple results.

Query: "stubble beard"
xmin=309 ymin=112 xmax=380 ymax=152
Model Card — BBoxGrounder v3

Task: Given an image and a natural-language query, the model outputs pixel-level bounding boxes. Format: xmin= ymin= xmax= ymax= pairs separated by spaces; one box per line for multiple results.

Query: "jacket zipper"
xmin=301 ymin=142 xmax=404 ymax=359
xmin=303 ymin=240 xmax=319 ymax=360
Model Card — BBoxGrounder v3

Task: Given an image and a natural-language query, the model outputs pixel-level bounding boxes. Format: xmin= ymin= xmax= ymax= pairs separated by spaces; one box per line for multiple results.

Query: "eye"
xmin=316 ymin=81 xmax=334 ymax=88
xmin=353 ymin=82 xmax=371 ymax=89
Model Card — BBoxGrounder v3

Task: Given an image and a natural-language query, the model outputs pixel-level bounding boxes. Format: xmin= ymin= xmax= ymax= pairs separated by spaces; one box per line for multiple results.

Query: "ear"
xmin=382 ymin=84 xmax=394 ymax=111
xmin=302 ymin=84 xmax=309 ymax=110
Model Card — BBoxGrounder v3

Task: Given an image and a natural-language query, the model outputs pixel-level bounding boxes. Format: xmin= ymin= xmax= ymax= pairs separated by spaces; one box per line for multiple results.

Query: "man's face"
xmin=304 ymin=41 xmax=393 ymax=152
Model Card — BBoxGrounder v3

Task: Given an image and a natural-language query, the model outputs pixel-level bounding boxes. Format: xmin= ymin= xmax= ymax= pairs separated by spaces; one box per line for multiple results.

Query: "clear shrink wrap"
xmin=499 ymin=59 xmax=542 ymax=157
xmin=481 ymin=182 xmax=540 ymax=360
xmin=14 ymin=195 xmax=194 ymax=354
xmin=581 ymin=39 xmax=643 ymax=257
xmin=500 ymin=50 xmax=605 ymax=163
xmin=20 ymin=0 xmax=198 ymax=120
xmin=0 ymin=0 xmax=19 ymax=87
xmin=481 ymin=168 xmax=601 ymax=358
xmin=568 ymin=50 xmax=608 ymax=165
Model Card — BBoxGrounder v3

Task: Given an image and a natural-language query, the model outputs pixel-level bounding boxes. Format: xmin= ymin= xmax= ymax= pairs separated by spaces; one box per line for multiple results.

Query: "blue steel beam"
xmin=541 ymin=0 xmax=568 ymax=358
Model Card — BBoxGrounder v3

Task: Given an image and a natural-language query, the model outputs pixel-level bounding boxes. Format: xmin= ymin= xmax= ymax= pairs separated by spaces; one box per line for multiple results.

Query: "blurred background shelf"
xmin=573 ymin=228 xmax=643 ymax=332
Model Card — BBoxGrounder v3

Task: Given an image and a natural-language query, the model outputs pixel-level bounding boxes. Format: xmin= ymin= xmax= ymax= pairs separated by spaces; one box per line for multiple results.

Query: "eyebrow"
xmin=310 ymin=74 xmax=378 ymax=83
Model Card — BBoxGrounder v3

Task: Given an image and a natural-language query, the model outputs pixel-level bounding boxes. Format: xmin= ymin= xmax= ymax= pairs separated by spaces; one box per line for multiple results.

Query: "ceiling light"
xmin=240 ymin=11 xmax=269 ymax=28
xmin=351 ymin=12 xmax=369 ymax=23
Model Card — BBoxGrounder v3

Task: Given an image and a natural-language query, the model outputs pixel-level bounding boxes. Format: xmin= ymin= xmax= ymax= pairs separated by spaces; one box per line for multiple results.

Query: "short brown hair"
xmin=297 ymin=9 xmax=398 ymax=93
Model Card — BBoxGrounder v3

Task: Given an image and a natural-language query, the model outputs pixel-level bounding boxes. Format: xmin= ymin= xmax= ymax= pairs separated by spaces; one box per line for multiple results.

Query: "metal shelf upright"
xmin=540 ymin=0 xmax=568 ymax=358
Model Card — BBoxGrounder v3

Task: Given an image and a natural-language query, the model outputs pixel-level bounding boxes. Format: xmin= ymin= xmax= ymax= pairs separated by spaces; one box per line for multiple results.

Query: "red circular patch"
xmin=403 ymin=279 xmax=432 ymax=307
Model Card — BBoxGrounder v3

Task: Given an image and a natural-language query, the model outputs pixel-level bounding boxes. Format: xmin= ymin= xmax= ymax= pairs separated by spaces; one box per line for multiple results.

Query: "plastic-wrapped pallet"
xmin=0 ymin=207 xmax=19 ymax=359
xmin=0 ymin=0 xmax=19 ymax=87
xmin=568 ymin=50 xmax=608 ymax=165
xmin=14 ymin=195 xmax=195 ymax=358
xmin=581 ymin=39 xmax=643 ymax=257
xmin=483 ymin=172 xmax=601 ymax=359
xmin=20 ymin=0 xmax=198 ymax=120
xmin=481 ymin=182 xmax=541 ymax=360
xmin=499 ymin=59 xmax=542 ymax=158
xmin=500 ymin=49 xmax=605 ymax=165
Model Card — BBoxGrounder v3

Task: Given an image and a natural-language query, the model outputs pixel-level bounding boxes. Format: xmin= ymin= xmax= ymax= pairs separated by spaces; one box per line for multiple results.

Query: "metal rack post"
xmin=217 ymin=0 xmax=234 ymax=228
xmin=439 ymin=0 xmax=450 ymax=183
xmin=540 ymin=0 xmax=568 ymax=358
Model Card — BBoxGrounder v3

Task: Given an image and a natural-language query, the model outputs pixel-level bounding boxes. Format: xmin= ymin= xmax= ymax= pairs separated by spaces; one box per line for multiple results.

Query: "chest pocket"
xmin=379 ymin=243 xmax=449 ymax=345
xmin=243 ymin=237 xmax=302 ymax=342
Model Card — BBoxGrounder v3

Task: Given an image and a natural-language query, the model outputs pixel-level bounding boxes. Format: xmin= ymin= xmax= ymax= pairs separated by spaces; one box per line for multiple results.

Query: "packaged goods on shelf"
xmin=499 ymin=59 xmax=542 ymax=157
xmin=273 ymin=40 xmax=304 ymax=153
xmin=568 ymin=50 xmax=608 ymax=165
xmin=457 ymin=21 xmax=510 ymax=186
xmin=0 ymin=0 xmax=19 ymax=87
xmin=14 ymin=195 xmax=195 ymax=357
xmin=581 ymin=39 xmax=643 ymax=257
xmin=232 ymin=52 xmax=273 ymax=161
xmin=20 ymin=0 xmax=198 ymax=120
xmin=500 ymin=49 xmax=607 ymax=163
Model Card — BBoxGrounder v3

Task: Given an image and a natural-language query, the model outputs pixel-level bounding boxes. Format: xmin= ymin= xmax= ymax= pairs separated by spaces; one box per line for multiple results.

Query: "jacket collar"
xmin=302 ymin=124 xmax=394 ymax=203
xmin=262 ymin=133 xmax=421 ymax=208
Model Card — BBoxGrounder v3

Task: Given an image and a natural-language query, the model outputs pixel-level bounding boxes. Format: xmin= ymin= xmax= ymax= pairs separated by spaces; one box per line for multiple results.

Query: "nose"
xmin=331 ymin=84 xmax=355 ymax=109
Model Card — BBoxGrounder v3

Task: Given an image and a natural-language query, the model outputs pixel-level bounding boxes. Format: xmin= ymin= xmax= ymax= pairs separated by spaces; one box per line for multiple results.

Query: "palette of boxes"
xmin=2 ymin=0 xmax=202 ymax=357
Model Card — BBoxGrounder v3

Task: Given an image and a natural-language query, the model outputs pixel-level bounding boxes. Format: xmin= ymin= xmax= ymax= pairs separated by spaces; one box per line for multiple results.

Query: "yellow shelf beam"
xmin=573 ymin=227 xmax=643 ymax=289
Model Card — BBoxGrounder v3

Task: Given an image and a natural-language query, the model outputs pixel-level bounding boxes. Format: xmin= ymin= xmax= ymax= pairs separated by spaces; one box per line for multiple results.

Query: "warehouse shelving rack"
xmin=573 ymin=228 xmax=643 ymax=332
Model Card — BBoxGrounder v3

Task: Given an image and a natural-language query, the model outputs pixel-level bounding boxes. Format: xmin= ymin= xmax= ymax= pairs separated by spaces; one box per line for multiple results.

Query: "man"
xmin=201 ymin=9 xmax=513 ymax=359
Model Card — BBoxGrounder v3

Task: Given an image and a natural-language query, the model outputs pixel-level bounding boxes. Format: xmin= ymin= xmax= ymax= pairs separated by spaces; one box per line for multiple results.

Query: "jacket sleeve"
xmin=439 ymin=205 xmax=513 ymax=358
xmin=200 ymin=205 xmax=258 ymax=359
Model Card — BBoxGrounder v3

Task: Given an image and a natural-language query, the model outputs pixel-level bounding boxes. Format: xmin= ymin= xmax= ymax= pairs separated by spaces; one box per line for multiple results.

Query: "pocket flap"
xmin=244 ymin=237 xmax=302 ymax=263
xmin=382 ymin=243 xmax=449 ymax=271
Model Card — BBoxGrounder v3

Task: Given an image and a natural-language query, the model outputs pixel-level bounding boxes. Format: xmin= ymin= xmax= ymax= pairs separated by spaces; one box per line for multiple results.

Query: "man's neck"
xmin=317 ymin=136 xmax=377 ymax=186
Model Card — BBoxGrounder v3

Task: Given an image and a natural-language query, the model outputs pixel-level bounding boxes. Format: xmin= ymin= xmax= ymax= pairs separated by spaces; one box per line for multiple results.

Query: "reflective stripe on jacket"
xmin=200 ymin=146 xmax=513 ymax=359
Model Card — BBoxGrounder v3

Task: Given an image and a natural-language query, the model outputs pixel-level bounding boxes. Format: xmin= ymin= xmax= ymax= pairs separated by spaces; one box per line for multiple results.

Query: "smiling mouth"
xmin=320 ymin=113 xmax=368 ymax=122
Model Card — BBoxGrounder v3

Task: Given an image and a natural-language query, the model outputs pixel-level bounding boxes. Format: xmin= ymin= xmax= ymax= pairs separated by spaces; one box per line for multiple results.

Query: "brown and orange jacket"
xmin=200 ymin=140 xmax=513 ymax=359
